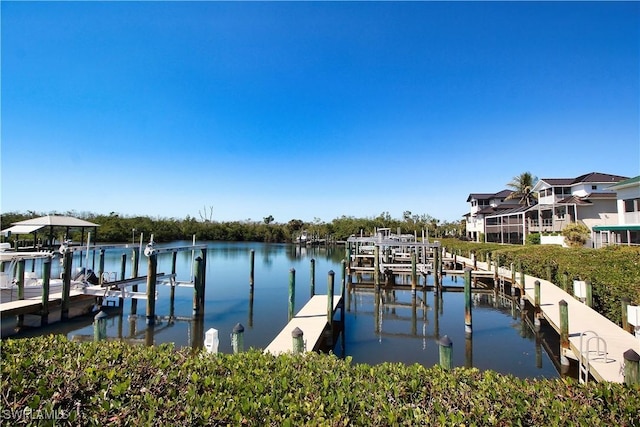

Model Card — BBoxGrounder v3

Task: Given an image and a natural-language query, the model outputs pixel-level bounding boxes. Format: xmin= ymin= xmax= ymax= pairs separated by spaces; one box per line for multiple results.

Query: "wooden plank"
xmin=0 ymin=290 xmax=87 ymax=318
xmin=265 ymin=295 xmax=341 ymax=355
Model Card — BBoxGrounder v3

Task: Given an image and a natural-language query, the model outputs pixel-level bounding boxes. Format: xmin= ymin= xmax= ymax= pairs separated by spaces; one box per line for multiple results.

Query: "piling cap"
xmin=94 ymin=310 xmax=108 ymax=321
xmin=233 ymin=323 xmax=245 ymax=334
xmin=438 ymin=335 xmax=452 ymax=347
xmin=292 ymin=327 xmax=304 ymax=338
xmin=623 ymin=349 xmax=640 ymax=362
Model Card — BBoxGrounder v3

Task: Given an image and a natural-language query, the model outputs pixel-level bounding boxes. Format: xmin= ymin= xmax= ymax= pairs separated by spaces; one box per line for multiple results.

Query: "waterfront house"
xmin=592 ymin=175 xmax=640 ymax=248
xmin=463 ymin=190 xmax=515 ymax=242
xmin=482 ymin=172 xmax=628 ymax=246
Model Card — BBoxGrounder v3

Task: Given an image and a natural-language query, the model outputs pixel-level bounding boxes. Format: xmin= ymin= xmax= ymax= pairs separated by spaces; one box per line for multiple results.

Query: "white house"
xmin=463 ymin=190 xmax=515 ymax=242
xmin=592 ymin=176 xmax=640 ymax=248
xmin=478 ymin=172 xmax=628 ymax=246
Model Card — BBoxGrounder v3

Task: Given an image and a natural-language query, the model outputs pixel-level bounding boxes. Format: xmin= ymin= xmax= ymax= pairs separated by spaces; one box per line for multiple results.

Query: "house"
xmin=479 ymin=172 xmax=628 ymax=246
xmin=463 ymin=190 xmax=515 ymax=242
xmin=592 ymin=176 xmax=640 ymax=248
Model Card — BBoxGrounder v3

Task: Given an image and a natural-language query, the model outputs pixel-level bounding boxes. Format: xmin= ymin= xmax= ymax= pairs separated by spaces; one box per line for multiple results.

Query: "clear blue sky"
xmin=2 ymin=1 xmax=638 ymax=224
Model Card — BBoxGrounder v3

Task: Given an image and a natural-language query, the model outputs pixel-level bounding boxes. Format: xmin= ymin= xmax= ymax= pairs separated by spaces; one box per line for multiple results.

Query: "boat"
xmin=0 ymin=244 xmax=89 ymax=302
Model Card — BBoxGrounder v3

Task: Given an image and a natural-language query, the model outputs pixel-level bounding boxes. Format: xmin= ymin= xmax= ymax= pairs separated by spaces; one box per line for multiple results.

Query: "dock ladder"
xmin=579 ymin=330 xmax=611 ymax=383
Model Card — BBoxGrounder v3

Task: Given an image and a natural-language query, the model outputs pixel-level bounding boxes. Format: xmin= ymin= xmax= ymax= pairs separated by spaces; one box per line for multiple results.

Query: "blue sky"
xmin=2 ymin=1 xmax=638 ymax=224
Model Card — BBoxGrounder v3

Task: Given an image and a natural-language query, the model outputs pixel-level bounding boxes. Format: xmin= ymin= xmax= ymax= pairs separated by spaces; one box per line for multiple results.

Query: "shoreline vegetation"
xmin=2 ymin=336 xmax=639 ymax=426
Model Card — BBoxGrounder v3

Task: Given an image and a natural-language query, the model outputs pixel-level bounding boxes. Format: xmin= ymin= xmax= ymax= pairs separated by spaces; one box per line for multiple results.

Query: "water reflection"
xmin=3 ymin=242 xmax=559 ymax=379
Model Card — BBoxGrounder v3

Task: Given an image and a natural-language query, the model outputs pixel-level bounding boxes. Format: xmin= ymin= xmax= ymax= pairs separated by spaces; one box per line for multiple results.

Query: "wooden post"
xmin=486 ymin=252 xmax=492 ymax=270
xmin=327 ymin=270 xmax=335 ymax=329
xmin=346 ymin=244 xmax=352 ymax=274
xmin=118 ymin=253 xmax=127 ymax=308
xmin=374 ymin=246 xmax=380 ymax=290
xmin=562 ymin=271 xmax=569 ymax=293
xmin=340 ymin=259 xmax=346 ymax=297
xmin=465 ymin=334 xmax=473 ymax=369
xmin=61 ymin=250 xmax=72 ymax=321
xmin=248 ymin=284 xmax=255 ymax=327
xmin=288 ymin=268 xmax=296 ymax=321
xmin=622 ymin=297 xmax=631 ymax=333
xmin=534 ymin=280 xmax=541 ymax=329
xmin=292 ymin=327 xmax=304 ymax=354
xmin=145 ymin=252 xmax=157 ymax=325
xmin=16 ymin=259 xmax=25 ymax=329
xmin=438 ymin=335 xmax=452 ymax=370
xmin=193 ymin=256 xmax=203 ymax=316
xmin=98 ymin=249 xmax=105 ymax=285
xmin=40 ymin=257 xmax=52 ymax=326
xmin=199 ymin=248 xmax=207 ymax=313
xmin=411 ymin=251 xmax=417 ymax=294
xmin=93 ymin=310 xmax=107 ymax=341
xmin=559 ymin=300 xmax=570 ymax=367
xmin=464 ymin=267 xmax=472 ymax=335
xmin=232 ymin=323 xmax=244 ymax=354
xmin=623 ymin=349 xmax=640 ymax=386
xmin=510 ymin=262 xmax=516 ymax=296
xmin=434 ymin=248 xmax=440 ymax=290
xmin=120 ymin=253 xmax=127 ymax=281
xmin=169 ymin=251 xmax=177 ymax=318
xmin=585 ymin=280 xmax=593 ymax=308
xmin=518 ymin=260 xmax=525 ymax=305
xmin=131 ymin=249 xmax=139 ymax=314
xmin=249 ymin=249 xmax=255 ymax=287
xmin=310 ymin=258 xmax=316 ymax=297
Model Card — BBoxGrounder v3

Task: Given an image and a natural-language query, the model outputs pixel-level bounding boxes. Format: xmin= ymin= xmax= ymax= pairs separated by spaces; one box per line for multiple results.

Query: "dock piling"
xmin=623 ymin=349 xmax=640 ymax=386
xmin=289 ymin=268 xmax=296 ymax=321
xmin=622 ymin=297 xmax=631 ymax=333
xmin=40 ymin=257 xmax=51 ymax=326
xmin=310 ymin=259 xmax=315 ymax=297
xmin=131 ymin=249 xmax=139 ymax=314
xmin=534 ymin=280 xmax=541 ymax=329
xmin=559 ymin=299 xmax=570 ymax=367
xmin=327 ymin=270 xmax=335 ymax=329
xmin=193 ymin=256 xmax=204 ymax=316
xmin=438 ymin=335 xmax=453 ymax=370
xmin=16 ymin=259 xmax=25 ymax=329
xmin=249 ymin=249 xmax=255 ymax=287
xmin=292 ymin=327 xmax=304 ymax=354
xmin=232 ymin=323 xmax=245 ymax=354
xmin=464 ymin=267 xmax=472 ymax=335
xmin=145 ymin=250 xmax=157 ymax=325
xmin=61 ymin=250 xmax=72 ymax=321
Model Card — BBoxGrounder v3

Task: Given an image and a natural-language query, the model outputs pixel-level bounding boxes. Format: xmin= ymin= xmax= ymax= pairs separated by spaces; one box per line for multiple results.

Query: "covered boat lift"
xmin=1 ymin=215 xmax=100 ymax=250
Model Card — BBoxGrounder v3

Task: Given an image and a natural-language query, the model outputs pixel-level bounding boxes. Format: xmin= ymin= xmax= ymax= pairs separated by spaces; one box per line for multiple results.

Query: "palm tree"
xmin=505 ymin=172 xmax=538 ymax=206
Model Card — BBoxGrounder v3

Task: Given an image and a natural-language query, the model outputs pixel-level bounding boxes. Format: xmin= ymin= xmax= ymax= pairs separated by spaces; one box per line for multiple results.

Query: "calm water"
xmin=4 ymin=241 xmax=559 ymax=379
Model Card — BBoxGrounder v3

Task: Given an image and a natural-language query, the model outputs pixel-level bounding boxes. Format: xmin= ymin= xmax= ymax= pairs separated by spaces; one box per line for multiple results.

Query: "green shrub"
xmin=1 ymin=336 xmax=639 ymax=426
xmin=526 ymin=233 xmax=541 ymax=245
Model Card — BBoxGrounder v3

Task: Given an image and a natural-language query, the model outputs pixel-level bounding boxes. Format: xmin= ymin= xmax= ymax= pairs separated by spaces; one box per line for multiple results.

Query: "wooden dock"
xmin=452 ymin=254 xmax=639 ymax=383
xmin=0 ymin=290 xmax=91 ymax=318
xmin=265 ymin=295 xmax=342 ymax=355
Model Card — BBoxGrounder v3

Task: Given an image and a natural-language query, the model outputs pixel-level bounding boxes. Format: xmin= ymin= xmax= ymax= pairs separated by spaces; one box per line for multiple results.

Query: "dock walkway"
xmin=0 ymin=290 xmax=88 ymax=318
xmin=453 ymin=253 xmax=639 ymax=383
xmin=265 ymin=295 xmax=342 ymax=355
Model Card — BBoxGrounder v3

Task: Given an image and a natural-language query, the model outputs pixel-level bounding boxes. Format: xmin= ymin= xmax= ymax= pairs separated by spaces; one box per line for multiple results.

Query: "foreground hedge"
xmin=439 ymin=241 xmax=640 ymax=326
xmin=2 ymin=336 xmax=639 ymax=426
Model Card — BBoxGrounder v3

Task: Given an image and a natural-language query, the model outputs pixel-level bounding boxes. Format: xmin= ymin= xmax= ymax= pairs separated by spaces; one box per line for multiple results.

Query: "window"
xmin=624 ymin=198 xmax=640 ymax=213
xmin=591 ymin=185 xmax=597 ymax=190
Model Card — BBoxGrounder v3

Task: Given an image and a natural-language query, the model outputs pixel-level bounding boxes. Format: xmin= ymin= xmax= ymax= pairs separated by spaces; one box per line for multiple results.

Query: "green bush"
xmin=1 ymin=336 xmax=639 ymax=426
xmin=526 ymin=233 xmax=540 ymax=245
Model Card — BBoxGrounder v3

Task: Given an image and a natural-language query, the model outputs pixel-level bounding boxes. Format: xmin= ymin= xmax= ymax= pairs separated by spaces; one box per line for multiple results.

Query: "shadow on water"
xmin=2 ymin=242 xmax=572 ymax=379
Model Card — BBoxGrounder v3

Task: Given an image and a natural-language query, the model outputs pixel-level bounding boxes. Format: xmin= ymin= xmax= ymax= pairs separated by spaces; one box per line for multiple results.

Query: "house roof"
xmin=466 ymin=190 xmax=512 ymax=202
xmin=607 ymin=175 xmax=640 ymax=190
xmin=556 ymin=196 xmax=592 ymax=205
xmin=537 ymin=172 xmax=629 ymax=187
xmin=477 ymin=203 xmax=522 ymax=215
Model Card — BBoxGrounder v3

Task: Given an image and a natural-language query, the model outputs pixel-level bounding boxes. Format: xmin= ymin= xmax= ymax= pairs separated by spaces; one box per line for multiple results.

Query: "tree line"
xmin=1 ymin=210 xmax=465 ymax=244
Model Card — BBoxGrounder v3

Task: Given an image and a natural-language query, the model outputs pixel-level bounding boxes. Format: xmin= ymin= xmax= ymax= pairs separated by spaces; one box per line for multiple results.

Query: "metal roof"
xmin=1 ymin=224 xmax=46 ymax=235
xmin=9 ymin=215 xmax=99 ymax=227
